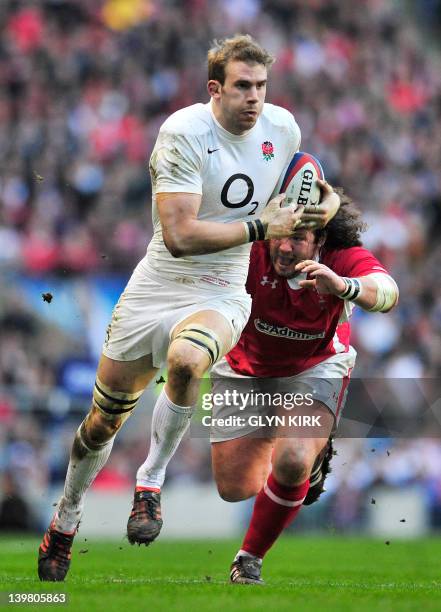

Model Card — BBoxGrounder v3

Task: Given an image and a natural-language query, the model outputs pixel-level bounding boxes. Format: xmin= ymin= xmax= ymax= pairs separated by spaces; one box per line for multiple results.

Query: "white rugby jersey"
xmin=141 ymin=101 xmax=301 ymax=289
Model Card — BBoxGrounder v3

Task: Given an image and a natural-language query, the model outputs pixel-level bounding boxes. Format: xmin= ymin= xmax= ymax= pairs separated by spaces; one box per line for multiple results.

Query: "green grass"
xmin=1 ymin=536 xmax=441 ymax=611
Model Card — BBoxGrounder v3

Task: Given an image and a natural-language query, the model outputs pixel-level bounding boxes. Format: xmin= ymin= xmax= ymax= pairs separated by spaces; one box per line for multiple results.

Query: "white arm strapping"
xmin=366 ymin=273 xmax=399 ymax=312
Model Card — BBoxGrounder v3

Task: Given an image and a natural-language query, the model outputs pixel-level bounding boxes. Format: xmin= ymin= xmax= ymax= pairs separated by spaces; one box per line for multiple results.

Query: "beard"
xmin=271 ymin=253 xmax=301 ymax=278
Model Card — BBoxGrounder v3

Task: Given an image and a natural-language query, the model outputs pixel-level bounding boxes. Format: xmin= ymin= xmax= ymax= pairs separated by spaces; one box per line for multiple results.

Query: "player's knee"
xmin=91 ymin=378 xmax=142 ymax=443
xmin=171 ymin=324 xmax=221 ymax=371
xmin=167 ymin=352 xmax=205 ymax=389
xmin=274 ymin=446 xmax=312 ymax=486
xmin=216 ymin=476 xmax=262 ymax=502
xmin=84 ymin=409 xmax=123 ymax=447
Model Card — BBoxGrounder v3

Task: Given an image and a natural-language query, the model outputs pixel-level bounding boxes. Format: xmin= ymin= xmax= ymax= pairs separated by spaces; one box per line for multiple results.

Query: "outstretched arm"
xmin=295 ymin=260 xmax=399 ymax=313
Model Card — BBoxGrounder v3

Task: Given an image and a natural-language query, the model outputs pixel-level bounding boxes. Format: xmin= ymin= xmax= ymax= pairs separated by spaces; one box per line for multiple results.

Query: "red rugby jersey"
xmin=226 ymin=241 xmax=389 ymax=377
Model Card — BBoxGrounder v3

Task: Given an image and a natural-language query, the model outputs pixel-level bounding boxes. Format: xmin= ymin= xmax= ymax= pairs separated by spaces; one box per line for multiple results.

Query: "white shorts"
xmin=102 ymin=263 xmax=252 ymax=368
xmin=209 ymin=347 xmax=356 ymax=442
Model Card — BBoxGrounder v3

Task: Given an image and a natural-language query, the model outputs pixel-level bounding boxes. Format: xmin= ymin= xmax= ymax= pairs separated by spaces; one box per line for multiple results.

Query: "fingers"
xmin=316 ymin=178 xmax=333 ymax=196
xmin=295 ymin=261 xmax=327 ymax=277
xmin=262 ymin=199 xmax=307 ymax=238
xmin=295 ymin=259 xmax=319 ymax=271
xmin=280 ymin=203 xmax=304 ymax=232
xmin=290 ymin=204 xmax=304 ymax=232
xmin=298 ymin=279 xmax=316 ymax=289
xmin=292 ymin=203 xmax=305 ymax=218
xmin=302 ymin=208 xmax=325 ymax=216
xmin=297 ymin=219 xmax=321 ymax=230
xmin=270 ymin=193 xmax=287 ymax=208
xmin=297 ymin=265 xmax=322 ymax=276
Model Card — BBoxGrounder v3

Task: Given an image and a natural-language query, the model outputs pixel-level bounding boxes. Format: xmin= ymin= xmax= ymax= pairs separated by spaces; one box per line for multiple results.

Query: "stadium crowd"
xmin=1 ymin=0 xmax=441 ymax=532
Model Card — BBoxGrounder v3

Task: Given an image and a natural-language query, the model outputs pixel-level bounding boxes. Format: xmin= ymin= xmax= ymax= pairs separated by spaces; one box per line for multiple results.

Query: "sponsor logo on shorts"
xmin=254 ymin=318 xmax=326 ymax=340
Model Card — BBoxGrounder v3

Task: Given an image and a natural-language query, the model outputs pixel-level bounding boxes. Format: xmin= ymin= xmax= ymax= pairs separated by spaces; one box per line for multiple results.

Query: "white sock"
xmin=54 ymin=424 xmax=114 ymax=533
xmin=136 ymin=388 xmax=194 ymax=490
xmin=235 ymin=549 xmax=262 ymax=564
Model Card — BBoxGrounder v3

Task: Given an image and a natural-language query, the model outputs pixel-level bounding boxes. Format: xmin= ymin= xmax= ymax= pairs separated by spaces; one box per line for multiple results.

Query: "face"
xmin=269 ymin=230 xmax=320 ymax=278
xmin=208 ymin=60 xmax=267 ymax=135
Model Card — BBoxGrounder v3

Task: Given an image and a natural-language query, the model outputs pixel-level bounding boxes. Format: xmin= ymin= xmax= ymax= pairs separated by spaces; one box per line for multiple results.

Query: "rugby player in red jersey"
xmin=209 ymin=191 xmax=399 ymax=584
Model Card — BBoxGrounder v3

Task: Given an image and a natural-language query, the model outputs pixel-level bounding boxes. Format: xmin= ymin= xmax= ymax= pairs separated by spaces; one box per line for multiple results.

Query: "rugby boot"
xmin=38 ymin=520 xmax=77 ymax=581
xmin=127 ymin=489 xmax=163 ymax=545
xmin=303 ymin=437 xmax=334 ymax=505
xmin=230 ymin=555 xmax=264 ymax=585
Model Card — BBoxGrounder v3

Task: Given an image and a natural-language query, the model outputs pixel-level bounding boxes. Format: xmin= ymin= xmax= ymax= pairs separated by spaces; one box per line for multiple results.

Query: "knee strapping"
xmin=172 ymin=324 xmax=221 ymax=366
xmin=92 ymin=377 xmax=143 ymax=423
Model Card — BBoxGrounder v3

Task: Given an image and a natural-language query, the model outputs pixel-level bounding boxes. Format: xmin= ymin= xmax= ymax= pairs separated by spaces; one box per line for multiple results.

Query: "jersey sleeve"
xmin=149 ymin=130 xmax=204 ymax=195
xmin=289 ymin=113 xmax=302 ymax=157
xmin=331 ymin=247 xmax=390 ymax=277
xmin=269 ymin=111 xmax=301 ymax=200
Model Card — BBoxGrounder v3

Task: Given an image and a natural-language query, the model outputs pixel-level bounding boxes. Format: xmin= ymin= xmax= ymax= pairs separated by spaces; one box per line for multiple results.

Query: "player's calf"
xmin=303 ymin=437 xmax=334 ymax=505
xmin=212 ymin=437 xmax=273 ymax=502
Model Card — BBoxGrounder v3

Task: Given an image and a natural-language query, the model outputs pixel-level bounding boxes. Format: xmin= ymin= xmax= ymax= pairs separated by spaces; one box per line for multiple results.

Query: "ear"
xmin=207 ymin=80 xmax=221 ymax=99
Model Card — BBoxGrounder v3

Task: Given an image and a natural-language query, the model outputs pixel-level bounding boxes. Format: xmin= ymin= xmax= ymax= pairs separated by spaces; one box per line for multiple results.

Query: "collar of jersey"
xmin=287 ymin=273 xmax=307 ymax=290
xmin=286 ymin=253 xmax=320 ymax=290
xmin=207 ymin=101 xmax=258 ymax=142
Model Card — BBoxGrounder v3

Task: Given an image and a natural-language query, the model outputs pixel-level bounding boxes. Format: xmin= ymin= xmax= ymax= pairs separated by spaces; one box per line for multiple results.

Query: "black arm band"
xmin=245 ymin=220 xmax=266 ymax=243
xmin=338 ymin=277 xmax=362 ymax=301
xmin=254 ymin=219 xmax=266 ymax=241
xmin=246 ymin=221 xmax=257 ymax=242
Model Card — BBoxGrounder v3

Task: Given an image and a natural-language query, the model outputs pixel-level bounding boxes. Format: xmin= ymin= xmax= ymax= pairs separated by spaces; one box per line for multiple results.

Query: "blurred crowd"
xmin=1 ymin=0 xmax=441 ymax=532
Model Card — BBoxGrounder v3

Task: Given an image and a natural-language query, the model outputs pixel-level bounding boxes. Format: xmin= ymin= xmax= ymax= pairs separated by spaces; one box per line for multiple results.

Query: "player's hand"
xmin=297 ymin=180 xmax=340 ymax=230
xmin=295 ymin=260 xmax=346 ymax=295
xmin=259 ymin=194 xmax=304 ymax=239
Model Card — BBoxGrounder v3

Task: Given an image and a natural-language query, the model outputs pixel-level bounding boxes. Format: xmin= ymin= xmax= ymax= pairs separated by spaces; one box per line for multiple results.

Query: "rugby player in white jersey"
xmin=38 ymin=35 xmax=339 ymax=581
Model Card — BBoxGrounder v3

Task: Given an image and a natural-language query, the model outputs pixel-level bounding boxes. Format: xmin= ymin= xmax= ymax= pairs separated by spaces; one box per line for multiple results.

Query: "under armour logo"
xmin=260 ymin=276 xmax=278 ymax=289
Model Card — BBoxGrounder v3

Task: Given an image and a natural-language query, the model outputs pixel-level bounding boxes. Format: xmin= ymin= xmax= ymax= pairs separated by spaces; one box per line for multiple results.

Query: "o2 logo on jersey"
xmin=221 ymin=174 xmax=259 ymax=215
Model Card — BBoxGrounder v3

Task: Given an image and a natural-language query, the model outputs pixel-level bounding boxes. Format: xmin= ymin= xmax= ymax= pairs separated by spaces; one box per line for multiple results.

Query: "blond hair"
xmin=208 ymin=34 xmax=275 ymax=84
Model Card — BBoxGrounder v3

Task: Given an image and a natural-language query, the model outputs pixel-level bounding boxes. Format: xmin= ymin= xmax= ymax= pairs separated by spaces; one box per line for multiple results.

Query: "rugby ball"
xmin=279 ymin=151 xmax=324 ymax=208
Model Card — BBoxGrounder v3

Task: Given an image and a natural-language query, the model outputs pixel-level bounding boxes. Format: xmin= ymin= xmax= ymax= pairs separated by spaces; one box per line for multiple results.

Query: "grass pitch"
xmin=1 ymin=536 xmax=440 ymax=611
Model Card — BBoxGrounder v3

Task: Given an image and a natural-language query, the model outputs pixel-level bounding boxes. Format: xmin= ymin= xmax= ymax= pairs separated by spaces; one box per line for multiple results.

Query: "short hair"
xmin=208 ymin=34 xmax=275 ymax=85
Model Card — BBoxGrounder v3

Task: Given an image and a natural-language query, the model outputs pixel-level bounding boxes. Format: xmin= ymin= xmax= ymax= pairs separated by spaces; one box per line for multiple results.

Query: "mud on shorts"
xmin=102 ymin=263 xmax=252 ymax=368
xmin=208 ymin=347 xmax=356 ymax=442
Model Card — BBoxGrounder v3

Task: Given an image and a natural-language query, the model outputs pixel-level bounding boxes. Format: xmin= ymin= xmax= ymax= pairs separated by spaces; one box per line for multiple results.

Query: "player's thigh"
xmin=276 ymin=397 xmax=335 ymax=442
xmin=97 ymin=353 xmax=158 ymax=393
xmin=273 ymin=399 xmax=334 ymax=480
xmin=171 ymin=309 xmax=235 ymax=360
xmin=211 ymin=436 xmax=274 ymax=501
xmin=167 ymin=289 xmax=250 ymax=379
xmin=166 ymin=309 xmax=236 ymax=387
